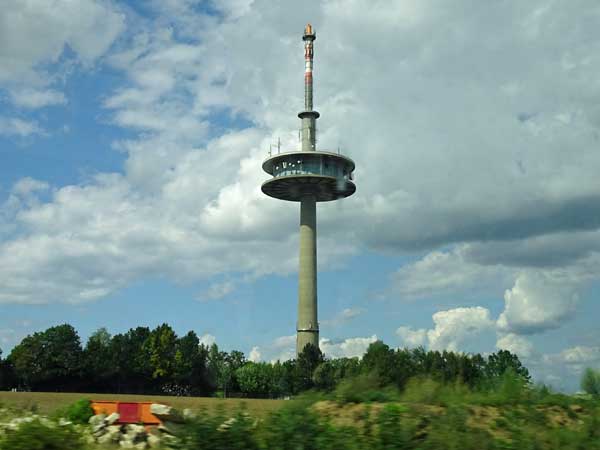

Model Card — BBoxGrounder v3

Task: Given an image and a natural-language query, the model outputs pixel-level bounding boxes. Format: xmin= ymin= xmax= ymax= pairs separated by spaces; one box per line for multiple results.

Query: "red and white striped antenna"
xmin=303 ymin=23 xmax=316 ymax=111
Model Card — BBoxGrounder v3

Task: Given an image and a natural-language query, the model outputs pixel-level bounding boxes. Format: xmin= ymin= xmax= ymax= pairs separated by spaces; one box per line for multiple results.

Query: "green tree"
xmin=109 ymin=327 xmax=152 ymax=393
xmin=362 ymin=340 xmax=396 ymax=385
xmin=581 ymin=368 xmax=600 ymax=396
xmin=312 ymin=360 xmax=336 ymax=391
xmin=236 ymin=362 xmax=275 ymax=397
xmin=145 ymin=323 xmax=178 ymax=382
xmin=208 ymin=345 xmax=246 ymax=397
xmin=296 ymin=343 xmax=324 ymax=391
xmin=82 ymin=328 xmax=113 ymax=391
xmin=393 ymin=348 xmax=417 ymax=389
xmin=173 ymin=331 xmax=211 ymax=395
xmin=0 ymin=347 xmax=8 ymax=390
xmin=486 ymin=350 xmax=530 ymax=382
xmin=8 ymin=324 xmax=83 ymax=391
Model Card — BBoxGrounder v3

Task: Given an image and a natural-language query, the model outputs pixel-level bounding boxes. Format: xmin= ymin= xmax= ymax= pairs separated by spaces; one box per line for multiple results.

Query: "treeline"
xmin=0 ymin=323 xmax=530 ymax=396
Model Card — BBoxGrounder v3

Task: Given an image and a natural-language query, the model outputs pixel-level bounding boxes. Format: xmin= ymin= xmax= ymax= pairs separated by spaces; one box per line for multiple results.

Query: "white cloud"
xmin=319 ymin=335 xmax=378 ymax=359
xmin=248 ymin=346 xmax=261 ymax=362
xmin=268 ymin=335 xmax=296 ymax=362
xmin=199 ymin=333 xmax=216 ymax=347
xmin=397 ymin=307 xmax=495 ymax=352
xmin=12 ymin=177 xmax=50 ymax=196
xmin=0 ymin=117 xmax=45 ymax=137
xmin=0 ymin=329 xmax=16 ymax=347
xmin=261 ymin=333 xmax=376 ymax=362
xmin=427 ymin=307 xmax=494 ymax=351
xmin=537 ymin=346 xmax=600 ymax=390
xmin=322 ymin=307 xmax=365 ymax=326
xmin=496 ymin=333 xmax=534 ymax=359
xmin=2 ymin=0 xmax=600 ymax=311
xmin=396 ymin=326 xmax=428 ymax=348
xmin=392 ymin=245 xmax=512 ymax=298
xmin=9 ymin=89 xmax=66 ymax=109
xmin=0 ymin=0 xmax=125 ymax=83
xmin=198 ymin=281 xmax=235 ymax=302
xmin=497 ymin=271 xmax=579 ymax=334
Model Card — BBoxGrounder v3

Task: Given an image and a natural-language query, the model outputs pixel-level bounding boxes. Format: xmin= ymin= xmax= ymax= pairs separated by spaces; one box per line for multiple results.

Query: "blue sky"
xmin=1 ymin=0 xmax=600 ymax=391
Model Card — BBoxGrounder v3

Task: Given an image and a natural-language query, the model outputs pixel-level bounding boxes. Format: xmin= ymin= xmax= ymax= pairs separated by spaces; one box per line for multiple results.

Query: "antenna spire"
xmin=303 ymin=23 xmax=316 ymax=111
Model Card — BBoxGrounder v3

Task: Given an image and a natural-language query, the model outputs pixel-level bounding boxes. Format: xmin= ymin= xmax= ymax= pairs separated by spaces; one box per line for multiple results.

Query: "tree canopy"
xmin=2 ymin=325 xmax=531 ymax=398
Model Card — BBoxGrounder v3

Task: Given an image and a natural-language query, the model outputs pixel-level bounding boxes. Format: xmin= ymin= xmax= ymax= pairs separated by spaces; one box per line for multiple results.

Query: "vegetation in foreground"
xmin=3 ymin=324 xmax=600 ymax=448
xmin=1 ymin=374 xmax=600 ymax=450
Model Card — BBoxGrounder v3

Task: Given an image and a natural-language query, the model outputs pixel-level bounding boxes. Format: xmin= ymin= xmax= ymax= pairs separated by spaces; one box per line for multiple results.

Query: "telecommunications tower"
xmin=261 ymin=24 xmax=356 ymax=355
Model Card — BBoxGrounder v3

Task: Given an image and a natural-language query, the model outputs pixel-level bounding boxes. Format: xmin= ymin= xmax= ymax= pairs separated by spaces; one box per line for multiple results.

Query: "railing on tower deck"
xmin=271 ymin=155 xmax=352 ymax=181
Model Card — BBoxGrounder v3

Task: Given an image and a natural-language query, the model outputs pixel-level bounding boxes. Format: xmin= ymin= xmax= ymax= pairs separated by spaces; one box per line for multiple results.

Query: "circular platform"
xmin=262 ymin=151 xmax=356 ymax=202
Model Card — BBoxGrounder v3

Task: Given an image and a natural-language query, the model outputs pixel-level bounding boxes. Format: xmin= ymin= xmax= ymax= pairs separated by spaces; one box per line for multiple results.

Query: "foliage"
xmin=0 ymin=348 xmax=15 ymax=391
xmin=295 ymin=344 xmax=324 ymax=391
xmin=260 ymin=400 xmax=326 ymax=450
xmin=581 ymin=368 xmax=600 ymax=397
xmin=7 ymin=324 xmax=83 ymax=391
xmin=237 ymin=362 xmax=280 ymax=398
xmin=485 ymin=350 xmax=530 ymax=383
xmin=0 ymin=418 xmax=85 ymax=450
xmin=63 ymin=398 xmax=94 ymax=424
xmin=82 ymin=328 xmax=113 ymax=392
xmin=335 ymin=373 xmax=400 ymax=403
xmin=209 ymin=345 xmax=247 ymax=398
xmin=362 ymin=341 xmax=398 ymax=386
xmin=146 ymin=323 xmax=178 ymax=380
xmin=178 ymin=408 xmax=259 ymax=450
xmin=172 ymin=331 xmax=211 ymax=395
xmin=4 ymin=323 xmax=534 ymax=400
xmin=3 ymin=388 xmax=600 ymax=450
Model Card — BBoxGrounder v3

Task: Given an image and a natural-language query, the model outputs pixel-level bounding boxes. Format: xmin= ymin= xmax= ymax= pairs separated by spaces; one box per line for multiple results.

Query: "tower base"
xmin=297 ymin=328 xmax=319 ymax=355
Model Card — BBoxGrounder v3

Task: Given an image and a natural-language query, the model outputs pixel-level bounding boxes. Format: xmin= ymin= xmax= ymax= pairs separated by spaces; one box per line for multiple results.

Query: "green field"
xmin=0 ymin=392 xmax=285 ymax=417
xmin=2 ymin=389 xmax=600 ymax=449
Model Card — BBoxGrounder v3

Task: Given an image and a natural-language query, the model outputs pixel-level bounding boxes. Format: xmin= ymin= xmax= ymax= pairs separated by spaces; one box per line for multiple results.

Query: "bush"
xmin=261 ymin=401 xmax=321 ymax=450
xmin=400 ymin=377 xmax=444 ymax=404
xmin=261 ymin=400 xmax=366 ymax=450
xmin=63 ymin=398 xmax=94 ymax=424
xmin=178 ymin=408 xmax=259 ymax=450
xmin=581 ymin=368 xmax=600 ymax=397
xmin=421 ymin=406 xmax=495 ymax=450
xmin=375 ymin=404 xmax=410 ymax=449
xmin=335 ymin=373 xmax=400 ymax=403
xmin=0 ymin=418 xmax=85 ymax=450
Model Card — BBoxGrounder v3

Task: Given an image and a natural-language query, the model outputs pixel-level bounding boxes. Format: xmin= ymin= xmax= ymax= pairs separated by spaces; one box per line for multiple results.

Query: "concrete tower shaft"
xmin=297 ymin=194 xmax=318 ymax=353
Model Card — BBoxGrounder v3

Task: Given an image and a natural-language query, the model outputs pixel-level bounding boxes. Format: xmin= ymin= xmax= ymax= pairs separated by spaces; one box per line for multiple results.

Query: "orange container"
xmin=140 ymin=403 xmax=161 ymax=425
xmin=91 ymin=401 xmax=118 ymax=416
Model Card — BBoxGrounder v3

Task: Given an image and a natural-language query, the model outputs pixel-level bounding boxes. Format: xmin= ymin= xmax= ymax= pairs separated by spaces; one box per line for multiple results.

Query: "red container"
xmin=118 ymin=402 xmax=140 ymax=423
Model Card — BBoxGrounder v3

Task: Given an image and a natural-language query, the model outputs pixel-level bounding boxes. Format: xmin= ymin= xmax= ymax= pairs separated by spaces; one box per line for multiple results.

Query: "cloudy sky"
xmin=1 ymin=0 xmax=599 ymax=391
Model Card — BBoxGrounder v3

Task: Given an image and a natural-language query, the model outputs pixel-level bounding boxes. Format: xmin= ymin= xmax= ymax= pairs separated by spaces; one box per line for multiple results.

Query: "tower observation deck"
xmin=261 ymin=24 xmax=356 ymax=355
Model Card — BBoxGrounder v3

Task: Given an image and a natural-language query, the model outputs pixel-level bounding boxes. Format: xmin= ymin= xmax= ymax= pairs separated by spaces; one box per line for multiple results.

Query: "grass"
xmin=0 ymin=392 xmax=285 ymax=417
xmin=2 ymin=384 xmax=600 ymax=450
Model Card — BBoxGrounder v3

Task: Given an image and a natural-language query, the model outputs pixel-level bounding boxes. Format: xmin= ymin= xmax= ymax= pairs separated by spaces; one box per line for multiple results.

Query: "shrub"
xmin=178 ymin=409 xmax=259 ymax=450
xmin=0 ymin=418 xmax=85 ymax=450
xmin=581 ymin=368 xmax=600 ymax=397
xmin=420 ymin=406 xmax=495 ymax=450
xmin=335 ymin=373 xmax=400 ymax=403
xmin=261 ymin=401 xmax=321 ymax=450
xmin=400 ymin=377 xmax=444 ymax=404
xmin=63 ymin=398 xmax=94 ymax=424
xmin=375 ymin=404 xmax=410 ymax=449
